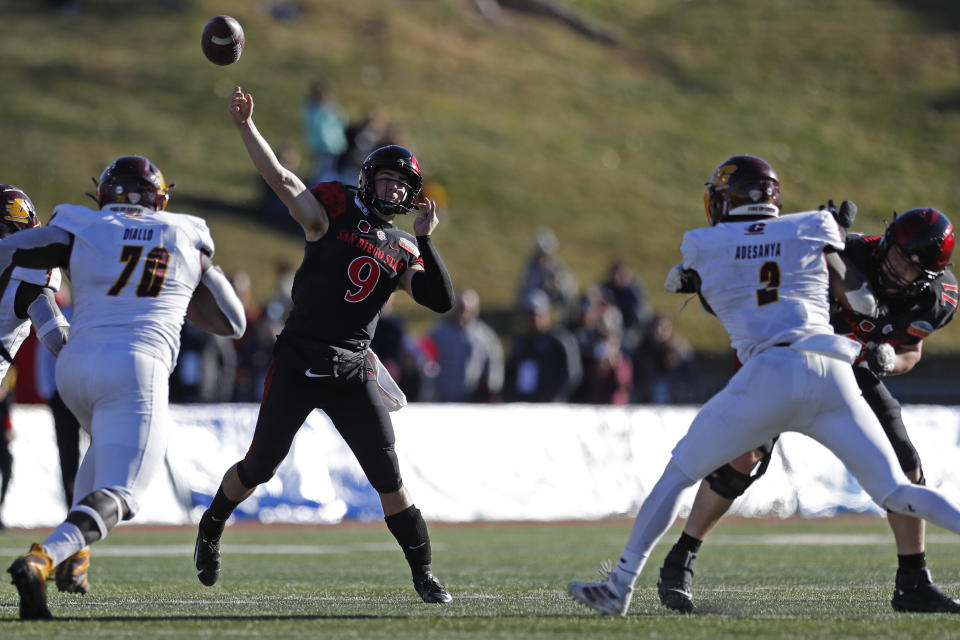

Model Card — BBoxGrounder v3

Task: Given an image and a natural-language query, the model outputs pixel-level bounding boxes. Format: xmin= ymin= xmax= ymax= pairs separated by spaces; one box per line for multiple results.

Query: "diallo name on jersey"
xmin=122 ymin=227 xmax=155 ymax=241
xmin=734 ymin=242 xmax=781 ymax=260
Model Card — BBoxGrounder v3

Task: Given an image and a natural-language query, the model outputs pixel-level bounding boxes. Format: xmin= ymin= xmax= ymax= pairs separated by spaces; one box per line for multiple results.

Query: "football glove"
xmin=665 ymin=264 xmax=698 ymax=294
xmin=864 ymin=342 xmax=896 ymax=376
xmin=819 ymin=199 xmax=857 ymax=230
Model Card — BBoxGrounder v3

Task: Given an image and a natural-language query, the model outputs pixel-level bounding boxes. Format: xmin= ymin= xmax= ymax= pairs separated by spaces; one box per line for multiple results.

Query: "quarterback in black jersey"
xmin=656 ymin=207 xmax=960 ymax=615
xmin=194 ymin=87 xmax=456 ymax=604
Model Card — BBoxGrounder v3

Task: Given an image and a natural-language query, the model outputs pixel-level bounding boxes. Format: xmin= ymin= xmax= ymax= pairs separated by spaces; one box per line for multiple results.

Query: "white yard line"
xmin=1 ymin=533 xmax=957 ymax=558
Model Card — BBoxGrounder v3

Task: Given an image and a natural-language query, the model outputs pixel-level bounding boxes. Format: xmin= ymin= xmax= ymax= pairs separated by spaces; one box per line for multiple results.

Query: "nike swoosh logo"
xmin=408 ymin=542 xmax=427 ymax=550
xmin=305 ymin=369 xmax=333 ymax=378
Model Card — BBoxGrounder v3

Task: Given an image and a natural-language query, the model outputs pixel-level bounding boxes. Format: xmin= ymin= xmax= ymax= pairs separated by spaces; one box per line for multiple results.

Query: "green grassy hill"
xmin=3 ymin=0 xmax=960 ymax=354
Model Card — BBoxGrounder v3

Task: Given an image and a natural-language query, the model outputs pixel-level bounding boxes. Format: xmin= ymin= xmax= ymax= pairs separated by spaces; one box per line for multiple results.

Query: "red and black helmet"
xmin=703 ymin=155 xmax=781 ymax=226
xmin=876 ymin=208 xmax=955 ymax=296
xmin=357 ymin=145 xmax=423 ymax=216
xmin=97 ymin=155 xmax=171 ymax=211
xmin=0 ymin=185 xmax=40 ymax=237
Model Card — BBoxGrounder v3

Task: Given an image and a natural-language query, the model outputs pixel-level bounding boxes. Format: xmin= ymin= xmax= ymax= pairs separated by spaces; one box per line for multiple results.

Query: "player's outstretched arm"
xmin=400 ymin=198 xmax=455 ymax=313
xmin=186 ymin=255 xmax=247 ymax=338
xmin=229 ymin=86 xmax=329 ymax=240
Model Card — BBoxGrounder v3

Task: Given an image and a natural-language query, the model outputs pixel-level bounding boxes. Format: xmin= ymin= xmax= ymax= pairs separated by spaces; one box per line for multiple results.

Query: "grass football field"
xmin=1 ymin=516 xmax=959 ymax=638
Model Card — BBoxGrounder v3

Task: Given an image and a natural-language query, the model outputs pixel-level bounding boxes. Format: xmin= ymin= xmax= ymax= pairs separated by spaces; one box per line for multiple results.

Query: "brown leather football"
xmin=201 ymin=15 xmax=244 ymax=66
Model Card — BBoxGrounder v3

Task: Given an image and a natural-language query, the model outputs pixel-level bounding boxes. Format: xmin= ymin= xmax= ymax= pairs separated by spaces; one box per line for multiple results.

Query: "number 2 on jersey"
xmin=756 ymin=261 xmax=781 ymax=306
xmin=107 ymin=245 xmax=170 ymax=297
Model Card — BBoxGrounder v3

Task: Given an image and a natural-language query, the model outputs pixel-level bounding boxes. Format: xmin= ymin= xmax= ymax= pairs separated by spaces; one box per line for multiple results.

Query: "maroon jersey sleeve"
xmin=310 ymin=181 xmax=347 ymax=220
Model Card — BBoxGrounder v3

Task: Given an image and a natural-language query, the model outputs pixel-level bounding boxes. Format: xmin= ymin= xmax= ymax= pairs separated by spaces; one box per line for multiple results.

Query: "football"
xmin=200 ymin=15 xmax=244 ymax=66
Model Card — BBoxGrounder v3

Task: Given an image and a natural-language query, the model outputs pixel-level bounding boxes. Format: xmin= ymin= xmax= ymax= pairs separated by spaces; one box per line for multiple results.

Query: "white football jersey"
xmin=50 ymin=203 xmax=214 ymax=372
xmin=681 ymin=209 xmax=850 ymax=364
xmin=0 ymin=266 xmax=61 ymax=381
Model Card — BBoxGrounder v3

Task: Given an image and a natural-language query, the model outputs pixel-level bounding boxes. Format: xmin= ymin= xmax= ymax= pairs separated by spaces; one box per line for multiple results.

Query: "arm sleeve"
xmin=25 ymin=287 xmax=69 ymax=357
xmin=196 ymin=256 xmax=247 ymax=339
xmin=410 ymin=235 xmax=456 ymax=313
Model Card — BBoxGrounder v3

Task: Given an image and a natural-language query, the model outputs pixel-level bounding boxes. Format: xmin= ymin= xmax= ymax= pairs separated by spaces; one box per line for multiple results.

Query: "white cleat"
xmin=567 ymin=565 xmax=633 ymax=616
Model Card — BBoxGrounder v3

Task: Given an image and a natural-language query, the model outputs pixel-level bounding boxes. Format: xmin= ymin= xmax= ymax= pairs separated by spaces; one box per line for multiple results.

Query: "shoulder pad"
xmin=49 ymin=204 xmax=95 ymax=236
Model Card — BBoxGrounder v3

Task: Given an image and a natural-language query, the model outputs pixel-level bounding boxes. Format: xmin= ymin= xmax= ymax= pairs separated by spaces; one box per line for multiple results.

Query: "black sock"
xmin=675 ymin=532 xmax=703 ymax=555
xmin=898 ymin=552 xmax=926 ymax=572
xmin=384 ymin=505 xmax=432 ymax=575
xmin=203 ymin=488 xmax=238 ymax=537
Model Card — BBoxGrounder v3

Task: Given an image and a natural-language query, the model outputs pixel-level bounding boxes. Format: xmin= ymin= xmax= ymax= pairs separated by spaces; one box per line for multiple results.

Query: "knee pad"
xmin=66 ymin=489 xmax=129 ymax=544
xmin=705 ymin=464 xmax=755 ymax=500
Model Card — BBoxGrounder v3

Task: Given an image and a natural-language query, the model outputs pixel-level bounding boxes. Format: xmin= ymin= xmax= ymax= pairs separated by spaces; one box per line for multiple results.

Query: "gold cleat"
xmin=7 ymin=542 xmax=54 ymax=619
xmin=55 ymin=546 xmax=91 ymax=594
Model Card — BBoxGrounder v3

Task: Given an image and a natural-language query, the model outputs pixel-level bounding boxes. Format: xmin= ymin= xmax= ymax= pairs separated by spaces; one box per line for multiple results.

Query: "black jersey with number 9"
xmin=278 ymin=181 xmax=424 ymax=355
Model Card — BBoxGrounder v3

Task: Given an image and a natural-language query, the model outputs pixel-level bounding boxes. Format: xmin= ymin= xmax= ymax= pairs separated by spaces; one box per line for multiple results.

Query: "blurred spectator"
xmin=301 ymin=80 xmax=348 ymax=184
xmin=503 ymin=289 xmax=582 ymax=402
xmin=230 ymin=271 xmax=277 ymax=402
xmin=517 ymin=228 xmax=577 ymax=314
xmin=11 ymin=331 xmax=42 ymax=404
xmin=429 ymin=288 xmax=504 ymax=402
xmin=169 ymin=322 xmax=238 ymax=404
xmin=264 ymin=260 xmax=296 ymax=323
xmin=336 ymin=110 xmax=388 ymax=185
xmin=632 ymin=313 xmax=700 ymax=404
xmin=599 ymin=259 xmax=653 ymax=349
xmin=586 ymin=314 xmax=633 ymax=405
xmin=370 ymin=296 xmax=427 ymax=401
xmin=35 ymin=287 xmax=81 ymax=507
xmin=257 ymin=145 xmax=304 ymax=236
xmin=566 ymin=285 xmax=627 ymax=403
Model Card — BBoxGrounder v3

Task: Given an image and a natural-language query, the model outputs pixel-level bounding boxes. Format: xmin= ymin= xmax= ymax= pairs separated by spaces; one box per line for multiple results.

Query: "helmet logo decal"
xmin=712 ymin=163 xmax=738 ymax=188
xmin=4 ymin=198 xmax=33 ymax=225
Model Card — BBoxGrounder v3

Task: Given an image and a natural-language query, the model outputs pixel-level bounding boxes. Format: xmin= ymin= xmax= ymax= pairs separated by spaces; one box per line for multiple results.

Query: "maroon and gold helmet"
xmin=0 ymin=185 xmax=40 ymax=237
xmin=97 ymin=155 xmax=171 ymax=211
xmin=703 ymin=155 xmax=781 ymax=226
xmin=357 ymin=145 xmax=423 ymax=216
xmin=876 ymin=208 xmax=955 ymax=296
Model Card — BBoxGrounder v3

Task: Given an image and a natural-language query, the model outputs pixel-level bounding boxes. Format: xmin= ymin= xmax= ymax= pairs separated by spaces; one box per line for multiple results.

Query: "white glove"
xmin=845 ymin=282 xmax=878 ymax=318
xmin=664 ymin=264 xmax=688 ymax=293
xmin=864 ymin=342 xmax=896 ymax=376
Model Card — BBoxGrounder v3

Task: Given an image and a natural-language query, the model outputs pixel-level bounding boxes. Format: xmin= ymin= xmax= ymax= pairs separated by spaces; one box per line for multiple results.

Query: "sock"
xmin=615 ymin=458 xmax=697 ymax=589
xmin=898 ymin=552 xmax=926 ymax=572
xmin=675 ymin=531 xmax=703 ymax=555
xmin=43 ymin=522 xmax=87 ymax=567
xmin=384 ymin=505 xmax=431 ymax=575
xmin=206 ymin=487 xmax=238 ymax=525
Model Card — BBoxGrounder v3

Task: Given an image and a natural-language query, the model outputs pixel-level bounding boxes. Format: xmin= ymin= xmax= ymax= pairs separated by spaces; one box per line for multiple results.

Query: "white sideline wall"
xmin=3 ymin=403 xmax=960 ymax=528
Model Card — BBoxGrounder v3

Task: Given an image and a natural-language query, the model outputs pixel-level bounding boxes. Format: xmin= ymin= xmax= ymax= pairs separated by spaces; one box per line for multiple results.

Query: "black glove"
xmin=819 ymin=199 xmax=857 ymax=230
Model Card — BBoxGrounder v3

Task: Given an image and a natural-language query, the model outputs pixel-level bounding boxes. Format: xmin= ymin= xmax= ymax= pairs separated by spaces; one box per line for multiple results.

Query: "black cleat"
xmin=8 ymin=543 xmax=54 ymax=619
xmin=413 ymin=571 xmax=453 ymax=603
xmin=194 ymin=530 xmax=222 ymax=587
xmin=892 ymin=568 xmax=960 ymax=613
xmin=657 ymin=548 xmax=696 ymax=614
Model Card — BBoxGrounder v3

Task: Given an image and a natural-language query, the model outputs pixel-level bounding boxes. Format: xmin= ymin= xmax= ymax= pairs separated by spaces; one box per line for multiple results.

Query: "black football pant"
xmin=238 ymin=358 xmax=403 ymax=493
xmin=853 ymin=363 xmax=920 ymax=475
